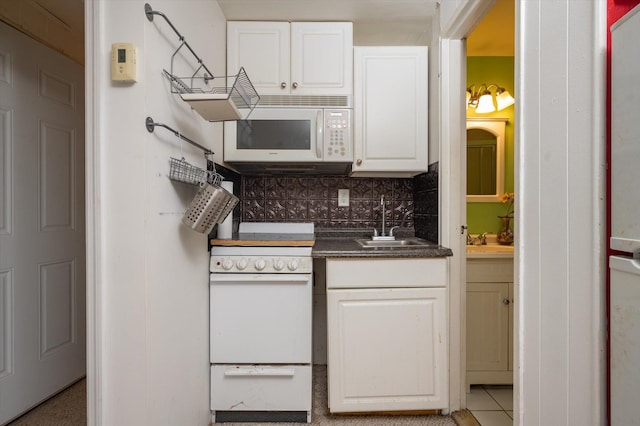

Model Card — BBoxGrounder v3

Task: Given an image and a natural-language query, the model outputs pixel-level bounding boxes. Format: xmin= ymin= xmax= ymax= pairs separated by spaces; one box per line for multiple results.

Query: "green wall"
xmin=466 ymin=56 xmax=515 ymax=234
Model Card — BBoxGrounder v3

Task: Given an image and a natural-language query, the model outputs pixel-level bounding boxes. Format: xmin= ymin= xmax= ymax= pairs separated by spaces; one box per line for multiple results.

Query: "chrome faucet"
xmin=478 ymin=232 xmax=488 ymax=245
xmin=381 ymin=195 xmax=386 ymax=236
xmin=372 ymin=195 xmax=396 ymax=240
xmin=467 ymin=232 xmax=488 ymax=245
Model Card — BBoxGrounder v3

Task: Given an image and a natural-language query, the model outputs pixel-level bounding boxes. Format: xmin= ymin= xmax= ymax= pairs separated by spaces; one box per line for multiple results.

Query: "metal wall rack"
xmin=145 ymin=116 xmax=218 ymax=185
xmin=146 ymin=116 xmax=212 ymax=155
xmin=144 ymin=3 xmax=260 ymax=121
xmin=145 ymin=116 xmax=238 ymax=234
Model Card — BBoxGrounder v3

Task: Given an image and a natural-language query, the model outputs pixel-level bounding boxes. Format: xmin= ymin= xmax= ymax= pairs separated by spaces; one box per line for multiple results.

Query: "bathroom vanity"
xmin=466 ymin=246 xmax=514 ymax=386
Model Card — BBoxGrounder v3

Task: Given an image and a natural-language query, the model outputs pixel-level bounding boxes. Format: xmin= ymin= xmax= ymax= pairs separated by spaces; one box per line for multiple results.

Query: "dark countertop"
xmin=311 ymin=229 xmax=453 ymax=259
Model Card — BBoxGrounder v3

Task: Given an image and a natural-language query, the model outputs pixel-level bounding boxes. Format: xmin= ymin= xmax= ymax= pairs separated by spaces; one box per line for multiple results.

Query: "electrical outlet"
xmin=338 ymin=189 xmax=350 ymax=207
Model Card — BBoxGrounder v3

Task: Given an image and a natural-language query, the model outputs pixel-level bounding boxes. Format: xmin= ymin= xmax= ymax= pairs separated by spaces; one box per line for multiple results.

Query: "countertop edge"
xmin=466 ymin=252 xmax=514 ymax=259
xmin=311 ymin=237 xmax=453 ymax=259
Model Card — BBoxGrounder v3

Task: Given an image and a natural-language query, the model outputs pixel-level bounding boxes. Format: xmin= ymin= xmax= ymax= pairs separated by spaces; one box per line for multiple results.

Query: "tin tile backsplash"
xmin=214 ymin=163 xmax=438 ymax=242
xmin=412 ymin=162 xmax=439 ymax=242
xmin=241 ymin=175 xmax=415 ymax=229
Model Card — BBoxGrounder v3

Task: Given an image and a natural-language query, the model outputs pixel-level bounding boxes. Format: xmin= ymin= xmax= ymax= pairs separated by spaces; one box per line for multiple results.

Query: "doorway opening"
xmin=463 ymin=1 xmax=515 ymax=424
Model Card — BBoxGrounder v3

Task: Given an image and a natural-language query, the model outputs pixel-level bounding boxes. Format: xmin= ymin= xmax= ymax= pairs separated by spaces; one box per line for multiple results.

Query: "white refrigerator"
xmin=610 ymin=4 xmax=640 ymax=425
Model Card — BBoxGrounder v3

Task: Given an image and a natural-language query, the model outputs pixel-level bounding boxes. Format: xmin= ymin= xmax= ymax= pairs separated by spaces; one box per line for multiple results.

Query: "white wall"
xmin=439 ymin=0 xmax=468 ymax=34
xmin=89 ymin=1 xmax=226 ymax=424
xmin=437 ymin=0 xmax=496 ymax=412
xmin=516 ymin=0 xmax=606 ymax=424
xmin=437 ymin=1 xmax=607 ymax=420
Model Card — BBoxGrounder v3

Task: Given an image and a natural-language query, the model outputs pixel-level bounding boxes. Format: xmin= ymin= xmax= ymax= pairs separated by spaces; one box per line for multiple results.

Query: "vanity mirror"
xmin=466 ymin=118 xmax=507 ymax=202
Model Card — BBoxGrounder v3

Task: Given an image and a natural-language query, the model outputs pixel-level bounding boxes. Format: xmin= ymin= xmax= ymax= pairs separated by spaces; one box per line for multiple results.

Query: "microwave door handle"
xmin=316 ymin=110 xmax=323 ymax=159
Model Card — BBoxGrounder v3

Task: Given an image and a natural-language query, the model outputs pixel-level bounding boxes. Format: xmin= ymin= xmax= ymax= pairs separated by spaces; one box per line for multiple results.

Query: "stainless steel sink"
xmin=355 ymin=238 xmax=433 ymax=248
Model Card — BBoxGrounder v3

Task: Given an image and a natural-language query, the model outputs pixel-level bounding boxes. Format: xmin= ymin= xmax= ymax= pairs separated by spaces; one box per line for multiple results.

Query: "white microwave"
xmin=223 ymin=108 xmax=353 ymax=174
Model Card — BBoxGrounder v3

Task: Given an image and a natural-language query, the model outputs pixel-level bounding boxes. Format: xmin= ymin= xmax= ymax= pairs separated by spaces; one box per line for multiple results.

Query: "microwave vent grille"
xmin=256 ymin=95 xmax=352 ymax=108
xmin=228 ymin=161 xmax=352 ymax=175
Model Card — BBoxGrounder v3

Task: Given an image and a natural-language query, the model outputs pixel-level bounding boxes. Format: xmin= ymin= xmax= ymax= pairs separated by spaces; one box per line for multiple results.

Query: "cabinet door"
xmin=508 ymin=282 xmax=514 ymax=372
xmin=466 ymin=282 xmax=509 ymax=373
xmin=352 ymin=46 xmax=428 ymax=177
xmin=327 ymin=287 xmax=447 ymax=412
xmin=290 ymin=22 xmax=353 ymax=95
xmin=227 ymin=21 xmax=290 ymax=95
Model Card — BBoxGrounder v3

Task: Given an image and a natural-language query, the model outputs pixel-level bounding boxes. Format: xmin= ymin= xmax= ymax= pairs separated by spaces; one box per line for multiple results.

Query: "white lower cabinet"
xmin=466 ymin=257 xmax=514 ymax=385
xmin=326 ymin=258 xmax=448 ymax=413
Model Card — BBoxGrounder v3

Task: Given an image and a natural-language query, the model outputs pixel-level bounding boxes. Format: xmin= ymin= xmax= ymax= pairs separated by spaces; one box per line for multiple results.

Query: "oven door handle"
xmin=210 ymin=273 xmax=311 ymax=284
xmin=224 ymin=367 xmax=295 ymax=377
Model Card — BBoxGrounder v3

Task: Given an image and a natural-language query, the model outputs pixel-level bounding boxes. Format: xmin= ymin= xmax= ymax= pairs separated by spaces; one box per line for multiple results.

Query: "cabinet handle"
xmin=356 ymin=159 xmax=362 ymax=166
xmin=292 ymin=82 xmax=298 ymax=89
xmin=503 ymin=298 xmax=510 ymax=305
xmin=281 ymin=82 xmax=287 ymax=89
xmin=225 ymin=368 xmax=295 ymax=377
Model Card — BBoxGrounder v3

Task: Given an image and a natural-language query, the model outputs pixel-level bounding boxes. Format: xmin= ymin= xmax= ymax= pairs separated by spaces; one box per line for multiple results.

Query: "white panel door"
xmin=0 ymin=22 xmax=85 ymax=424
xmin=327 ymin=287 xmax=447 ymax=413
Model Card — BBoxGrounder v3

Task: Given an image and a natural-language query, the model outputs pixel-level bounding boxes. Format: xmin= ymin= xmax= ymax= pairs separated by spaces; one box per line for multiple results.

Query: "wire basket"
xmin=182 ymin=182 xmax=239 ymax=234
xmin=163 ymin=67 xmax=260 ymax=121
xmin=169 ymin=157 xmax=209 ymax=185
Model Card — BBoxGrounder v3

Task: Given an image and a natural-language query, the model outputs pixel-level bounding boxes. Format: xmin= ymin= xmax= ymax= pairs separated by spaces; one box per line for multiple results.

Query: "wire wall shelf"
xmin=145 ymin=3 xmax=260 ymax=121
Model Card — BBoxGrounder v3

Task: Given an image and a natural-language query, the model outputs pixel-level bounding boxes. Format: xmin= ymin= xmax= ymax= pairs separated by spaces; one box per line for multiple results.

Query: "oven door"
xmin=210 ymin=273 xmax=312 ymax=364
xmin=223 ymin=108 xmax=323 ymax=162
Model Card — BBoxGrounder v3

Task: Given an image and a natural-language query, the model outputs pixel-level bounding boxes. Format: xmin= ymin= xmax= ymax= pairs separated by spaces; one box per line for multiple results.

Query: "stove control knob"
xmin=273 ymin=259 xmax=285 ymax=271
xmin=236 ymin=258 xmax=248 ymax=270
xmin=221 ymin=258 xmax=234 ymax=271
xmin=288 ymin=259 xmax=299 ymax=271
xmin=255 ymin=258 xmax=267 ymax=271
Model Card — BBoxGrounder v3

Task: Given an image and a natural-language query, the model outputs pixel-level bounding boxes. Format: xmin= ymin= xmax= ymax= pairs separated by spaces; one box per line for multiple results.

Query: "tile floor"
xmin=467 ymin=385 xmax=513 ymax=426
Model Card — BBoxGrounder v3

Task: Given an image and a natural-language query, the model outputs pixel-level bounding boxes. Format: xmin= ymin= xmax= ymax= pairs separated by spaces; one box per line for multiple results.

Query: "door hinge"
xmin=461 ymin=225 xmax=468 ymax=235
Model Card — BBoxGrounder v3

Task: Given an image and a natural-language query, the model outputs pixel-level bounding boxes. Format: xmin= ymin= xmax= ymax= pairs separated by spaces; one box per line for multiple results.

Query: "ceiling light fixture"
xmin=466 ymin=84 xmax=515 ymax=113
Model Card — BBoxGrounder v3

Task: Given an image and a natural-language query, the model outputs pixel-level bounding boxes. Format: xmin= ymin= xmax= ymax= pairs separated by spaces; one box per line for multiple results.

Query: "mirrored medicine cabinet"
xmin=466 ymin=118 xmax=507 ymax=202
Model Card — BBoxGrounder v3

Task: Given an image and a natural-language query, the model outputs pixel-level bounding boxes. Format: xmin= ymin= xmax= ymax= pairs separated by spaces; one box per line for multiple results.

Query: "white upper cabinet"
xmin=351 ymin=46 xmax=428 ymax=177
xmin=227 ymin=22 xmax=290 ymax=95
xmin=290 ymin=23 xmax=352 ymax=95
xmin=227 ymin=21 xmax=353 ymax=96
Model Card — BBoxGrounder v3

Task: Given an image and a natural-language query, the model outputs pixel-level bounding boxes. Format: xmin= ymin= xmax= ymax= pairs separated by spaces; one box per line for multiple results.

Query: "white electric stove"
xmin=209 ymin=222 xmax=314 ymax=423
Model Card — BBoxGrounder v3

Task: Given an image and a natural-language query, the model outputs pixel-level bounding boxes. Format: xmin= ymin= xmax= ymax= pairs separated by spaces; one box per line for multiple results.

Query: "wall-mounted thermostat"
xmin=111 ymin=43 xmax=137 ymax=82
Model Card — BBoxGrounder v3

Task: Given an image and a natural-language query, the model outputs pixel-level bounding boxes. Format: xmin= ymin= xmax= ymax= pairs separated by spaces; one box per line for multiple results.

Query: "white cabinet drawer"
xmin=326 ymin=258 xmax=446 ymax=289
xmin=467 ymin=258 xmax=514 ymax=283
xmin=211 ymin=365 xmax=312 ymax=411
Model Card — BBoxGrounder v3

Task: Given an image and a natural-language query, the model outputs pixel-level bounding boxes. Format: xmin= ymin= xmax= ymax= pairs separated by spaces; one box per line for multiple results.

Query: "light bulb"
xmin=496 ymin=89 xmax=515 ymax=111
xmin=475 ymin=92 xmax=495 ymax=113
